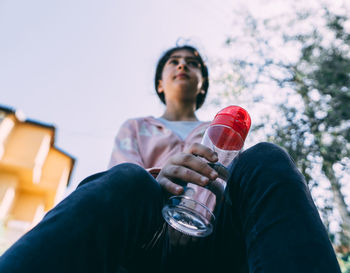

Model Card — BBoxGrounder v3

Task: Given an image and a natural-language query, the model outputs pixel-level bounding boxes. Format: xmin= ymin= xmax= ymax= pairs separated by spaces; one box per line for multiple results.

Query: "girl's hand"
xmin=156 ymin=143 xmax=219 ymax=195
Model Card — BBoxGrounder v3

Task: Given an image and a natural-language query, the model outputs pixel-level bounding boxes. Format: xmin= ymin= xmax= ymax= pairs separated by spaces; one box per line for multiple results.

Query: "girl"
xmin=108 ymin=45 xmax=215 ymax=196
xmin=0 ymin=45 xmax=341 ymax=273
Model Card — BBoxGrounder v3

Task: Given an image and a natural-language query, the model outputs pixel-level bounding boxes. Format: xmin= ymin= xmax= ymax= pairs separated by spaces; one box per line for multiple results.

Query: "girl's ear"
xmin=157 ymin=80 xmax=164 ymax=93
xmin=200 ymin=89 xmax=205 ymax=95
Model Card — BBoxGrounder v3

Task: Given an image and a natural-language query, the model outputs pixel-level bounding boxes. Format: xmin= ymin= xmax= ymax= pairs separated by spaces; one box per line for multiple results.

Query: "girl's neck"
xmin=161 ymin=103 xmax=198 ymax=121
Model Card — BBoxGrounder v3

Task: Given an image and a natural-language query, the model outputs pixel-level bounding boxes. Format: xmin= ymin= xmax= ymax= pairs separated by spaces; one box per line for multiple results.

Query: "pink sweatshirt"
xmin=108 ymin=116 xmax=210 ymax=177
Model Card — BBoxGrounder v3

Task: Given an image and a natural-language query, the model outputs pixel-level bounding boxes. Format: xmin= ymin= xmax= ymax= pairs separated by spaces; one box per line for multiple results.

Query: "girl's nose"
xmin=177 ymin=59 xmax=188 ymax=70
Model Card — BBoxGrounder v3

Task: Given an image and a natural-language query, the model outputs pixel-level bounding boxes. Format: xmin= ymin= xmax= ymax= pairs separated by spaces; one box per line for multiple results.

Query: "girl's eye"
xmin=169 ymin=59 xmax=178 ymax=65
xmin=188 ymin=60 xmax=200 ymax=67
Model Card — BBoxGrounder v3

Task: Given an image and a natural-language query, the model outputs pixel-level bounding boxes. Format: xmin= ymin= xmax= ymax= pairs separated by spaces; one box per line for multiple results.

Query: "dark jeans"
xmin=0 ymin=143 xmax=341 ymax=272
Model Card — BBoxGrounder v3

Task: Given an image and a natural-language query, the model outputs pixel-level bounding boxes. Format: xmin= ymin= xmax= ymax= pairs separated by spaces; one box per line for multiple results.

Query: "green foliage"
xmin=338 ymin=252 xmax=350 ymax=273
xmin=221 ymin=2 xmax=350 ymax=249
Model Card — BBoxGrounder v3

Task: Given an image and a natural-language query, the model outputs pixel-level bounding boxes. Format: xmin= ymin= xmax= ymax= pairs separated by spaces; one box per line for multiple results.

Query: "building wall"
xmin=0 ymin=107 xmax=75 ymax=254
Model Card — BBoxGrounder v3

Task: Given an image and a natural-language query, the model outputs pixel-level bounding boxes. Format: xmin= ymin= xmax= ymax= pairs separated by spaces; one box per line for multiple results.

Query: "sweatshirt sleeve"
xmin=108 ymin=119 xmax=145 ymax=169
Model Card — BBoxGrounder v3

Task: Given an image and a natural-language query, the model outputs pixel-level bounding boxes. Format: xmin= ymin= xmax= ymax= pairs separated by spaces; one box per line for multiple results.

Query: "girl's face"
xmin=157 ymin=49 xmax=204 ymax=106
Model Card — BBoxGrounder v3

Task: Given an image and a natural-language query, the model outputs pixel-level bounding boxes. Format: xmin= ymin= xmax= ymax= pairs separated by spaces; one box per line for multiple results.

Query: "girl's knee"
xmin=104 ymin=163 xmax=162 ymax=200
xmin=228 ymin=142 xmax=303 ymax=192
xmin=238 ymin=142 xmax=293 ymax=168
xmin=74 ymin=163 xmax=162 ymax=213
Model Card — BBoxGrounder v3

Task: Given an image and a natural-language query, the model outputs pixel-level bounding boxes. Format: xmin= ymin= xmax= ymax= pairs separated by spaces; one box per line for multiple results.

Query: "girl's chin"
xmin=173 ymin=83 xmax=198 ymax=91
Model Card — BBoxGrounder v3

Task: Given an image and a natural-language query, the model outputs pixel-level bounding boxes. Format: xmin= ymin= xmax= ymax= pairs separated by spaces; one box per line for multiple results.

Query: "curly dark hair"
xmin=154 ymin=45 xmax=209 ymax=110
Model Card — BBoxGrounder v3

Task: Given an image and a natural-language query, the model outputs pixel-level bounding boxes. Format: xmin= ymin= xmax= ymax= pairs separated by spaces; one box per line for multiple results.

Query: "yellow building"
xmin=0 ymin=105 xmax=75 ymax=253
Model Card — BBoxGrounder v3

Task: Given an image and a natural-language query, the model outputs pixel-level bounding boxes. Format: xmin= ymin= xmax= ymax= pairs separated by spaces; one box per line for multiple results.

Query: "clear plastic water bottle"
xmin=162 ymin=105 xmax=251 ymax=237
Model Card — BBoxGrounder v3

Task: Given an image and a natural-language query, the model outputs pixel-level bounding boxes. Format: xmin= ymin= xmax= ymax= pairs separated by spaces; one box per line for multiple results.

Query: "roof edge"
xmin=51 ymin=146 xmax=76 ymax=187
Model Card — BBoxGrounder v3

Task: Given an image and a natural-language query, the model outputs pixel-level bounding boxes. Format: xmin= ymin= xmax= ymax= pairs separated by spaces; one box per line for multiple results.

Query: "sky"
xmin=1 ymin=0 xmax=347 ymax=196
xmin=0 ymin=0 xmax=250 ymax=193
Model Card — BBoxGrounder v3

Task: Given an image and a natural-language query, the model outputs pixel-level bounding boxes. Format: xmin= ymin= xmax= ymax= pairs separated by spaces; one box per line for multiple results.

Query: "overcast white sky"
xmin=1 ymin=0 xmax=346 ymax=194
xmin=0 ymin=0 xmax=248 ymax=192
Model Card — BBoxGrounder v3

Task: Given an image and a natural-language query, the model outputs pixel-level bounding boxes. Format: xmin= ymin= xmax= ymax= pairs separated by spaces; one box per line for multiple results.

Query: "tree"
xmin=219 ymin=1 xmax=350 ymax=251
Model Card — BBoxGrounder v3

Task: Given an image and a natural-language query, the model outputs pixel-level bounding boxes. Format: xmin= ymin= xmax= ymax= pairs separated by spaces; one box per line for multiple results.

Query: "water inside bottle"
xmin=162 ymin=196 xmax=214 ymax=237
xmin=162 ymin=163 xmax=229 ymax=238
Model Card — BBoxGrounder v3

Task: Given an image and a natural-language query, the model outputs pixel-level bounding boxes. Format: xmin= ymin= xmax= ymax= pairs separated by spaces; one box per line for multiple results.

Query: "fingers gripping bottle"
xmin=162 ymin=105 xmax=251 ymax=237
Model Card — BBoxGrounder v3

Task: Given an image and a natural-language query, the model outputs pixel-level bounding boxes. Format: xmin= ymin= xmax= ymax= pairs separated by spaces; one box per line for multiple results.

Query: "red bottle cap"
xmin=209 ymin=105 xmax=251 ymax=150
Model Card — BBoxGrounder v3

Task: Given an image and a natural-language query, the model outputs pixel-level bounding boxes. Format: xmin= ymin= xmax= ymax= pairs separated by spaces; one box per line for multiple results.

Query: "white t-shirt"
xmin=157 ymin=117 xmax=203 ymax=140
